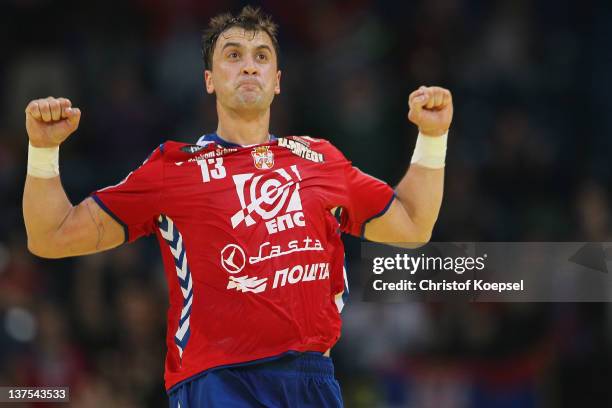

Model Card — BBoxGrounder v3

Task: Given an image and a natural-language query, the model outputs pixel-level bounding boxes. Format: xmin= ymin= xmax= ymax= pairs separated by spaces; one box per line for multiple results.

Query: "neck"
xmin=216 ymin=102 xmax=271 ymax=145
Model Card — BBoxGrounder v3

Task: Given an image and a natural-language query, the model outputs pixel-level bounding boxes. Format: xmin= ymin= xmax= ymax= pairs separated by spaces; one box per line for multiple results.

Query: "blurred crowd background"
xmin=0 ymin=0 xmax=611 ymax=407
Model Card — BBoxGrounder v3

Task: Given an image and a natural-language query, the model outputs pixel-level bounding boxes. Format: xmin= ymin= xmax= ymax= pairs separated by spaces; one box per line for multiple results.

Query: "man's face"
xmin=205 ymin=27 xmax=281 ymax=112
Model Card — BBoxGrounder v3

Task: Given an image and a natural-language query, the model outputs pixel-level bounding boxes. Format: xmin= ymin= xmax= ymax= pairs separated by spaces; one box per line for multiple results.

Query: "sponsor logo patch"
xmin=278 ymin=137 xmax=324 ymax=163
xmin=181 ymin=145 xmax=206 ymax=154
xmin=249 ymin=237 xmax=323 ymax=264
xmin=195 ymin=147 xmax=238 ymax=159
xmin=221 ymin=239 xmax=328 ymax=294
xmin=220 ymin=244 xmax=246 ymax=274
xmin=227 ymin=275 xmax=268 ymax=293
xmin=231 ymin=166 xmax=305 ymax=234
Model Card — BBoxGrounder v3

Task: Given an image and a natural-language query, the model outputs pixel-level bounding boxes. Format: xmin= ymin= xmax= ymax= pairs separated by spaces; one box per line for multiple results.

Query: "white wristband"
xmin=410 ymin=132 xmax=448 ymax=169
xmin=27 ymin=142 xmax=60 ymax=178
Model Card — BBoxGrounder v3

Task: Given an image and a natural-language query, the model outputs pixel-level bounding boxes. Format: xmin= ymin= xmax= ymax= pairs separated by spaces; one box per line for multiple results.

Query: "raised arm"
xmin=364 ymin=86 xmax=452 ymax=245
xmin=23 ymin=97 xmax=125 ymax=258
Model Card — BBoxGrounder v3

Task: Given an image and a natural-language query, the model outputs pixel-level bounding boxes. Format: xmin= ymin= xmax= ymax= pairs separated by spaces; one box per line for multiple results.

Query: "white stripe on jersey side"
xmin=335 ymin=264 xmax=349 ymax=313
xmin=158 ymin=215 xmax=193 ymax=360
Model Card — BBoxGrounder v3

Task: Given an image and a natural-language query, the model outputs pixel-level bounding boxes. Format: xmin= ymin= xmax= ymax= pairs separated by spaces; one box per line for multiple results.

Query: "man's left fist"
xmin=408 ymin=86 xmax=453 ymax=137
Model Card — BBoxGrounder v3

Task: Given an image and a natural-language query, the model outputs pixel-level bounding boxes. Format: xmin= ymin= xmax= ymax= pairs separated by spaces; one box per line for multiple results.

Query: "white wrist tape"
xmin=27 ymin=142 xmax=60 ymax=178
xmin=410 ymin=132 xmax=448 ymax=169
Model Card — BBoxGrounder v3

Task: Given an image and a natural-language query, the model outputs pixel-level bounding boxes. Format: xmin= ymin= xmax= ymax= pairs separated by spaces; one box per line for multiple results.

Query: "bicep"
xmin=362 ymin=198 xmax=427 ymax=247
xmin=50 ymin=197 xmax=126 ymax=258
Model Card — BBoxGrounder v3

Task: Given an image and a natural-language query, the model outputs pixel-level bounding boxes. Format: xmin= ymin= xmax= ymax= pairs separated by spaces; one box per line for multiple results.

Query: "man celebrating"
xmin=23 ymin=6 xmax=452 ymax=408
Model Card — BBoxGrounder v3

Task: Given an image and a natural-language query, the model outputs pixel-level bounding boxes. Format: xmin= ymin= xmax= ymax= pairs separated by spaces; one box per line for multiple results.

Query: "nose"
xmin=242 ymin=55 xmax=258 ymax=75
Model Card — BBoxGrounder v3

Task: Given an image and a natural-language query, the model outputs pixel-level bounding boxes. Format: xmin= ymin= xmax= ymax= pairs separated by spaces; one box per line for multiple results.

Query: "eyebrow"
xmin=221 ymin=42 xmax=273 ymax=53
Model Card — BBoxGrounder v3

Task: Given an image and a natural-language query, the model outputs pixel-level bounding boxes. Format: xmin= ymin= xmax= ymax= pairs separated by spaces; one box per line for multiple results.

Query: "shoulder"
xmin=124 ymin=144 xmax=165 ymax=172
xmin=144 ymin=143 xmax=166 ymax=162
xmin=131 ymin=141 xmax=198 ymax=172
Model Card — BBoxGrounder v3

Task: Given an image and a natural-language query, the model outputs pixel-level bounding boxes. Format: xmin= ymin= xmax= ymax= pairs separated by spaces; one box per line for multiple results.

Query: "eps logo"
xmin=230 ymin=165 xmax=305 ymax=234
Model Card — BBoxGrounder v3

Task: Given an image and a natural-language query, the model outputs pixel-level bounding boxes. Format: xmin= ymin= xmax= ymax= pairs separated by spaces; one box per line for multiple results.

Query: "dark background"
xmin=0 ymin=0 xmax=611 ymax=406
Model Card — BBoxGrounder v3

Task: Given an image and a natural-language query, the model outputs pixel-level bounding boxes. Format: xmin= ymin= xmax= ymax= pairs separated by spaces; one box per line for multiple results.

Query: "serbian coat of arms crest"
xmin=251 ymin=146 xmax=275 ymax=170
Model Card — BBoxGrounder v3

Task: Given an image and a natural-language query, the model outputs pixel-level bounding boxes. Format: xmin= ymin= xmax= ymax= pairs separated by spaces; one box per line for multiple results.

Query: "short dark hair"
xmin=201 ymin=6 xmax=280 ymax=71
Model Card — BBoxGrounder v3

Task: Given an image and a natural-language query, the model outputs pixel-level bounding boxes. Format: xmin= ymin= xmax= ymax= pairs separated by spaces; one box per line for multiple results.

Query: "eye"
xmin=256 ymin=53 xmax=268 ymax=61
xmin=228 ymin=51 xmax=239 ymax=59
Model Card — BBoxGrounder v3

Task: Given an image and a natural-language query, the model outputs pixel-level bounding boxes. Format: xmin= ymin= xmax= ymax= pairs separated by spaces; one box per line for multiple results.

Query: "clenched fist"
xmin=408 ymin=86 xmax=453 ymax=137
xmin=25 ymin=97 xmax=81 ymax=147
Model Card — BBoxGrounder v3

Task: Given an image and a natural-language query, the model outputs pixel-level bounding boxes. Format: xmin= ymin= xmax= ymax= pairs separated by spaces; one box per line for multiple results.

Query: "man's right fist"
xmin=25 ymin=97 xmax=81 ymax=147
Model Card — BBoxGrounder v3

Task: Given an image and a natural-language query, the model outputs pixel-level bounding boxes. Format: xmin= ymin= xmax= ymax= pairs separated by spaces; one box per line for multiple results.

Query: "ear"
xmin=274 ymin=70 xmax=282 ymax=95
xmin=204 ymin=70 xmax=215 ymax=94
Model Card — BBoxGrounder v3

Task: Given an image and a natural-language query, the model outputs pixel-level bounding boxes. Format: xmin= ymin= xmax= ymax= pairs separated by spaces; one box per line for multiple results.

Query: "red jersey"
xmin=92 ymin=133 xmax=394 ymax=390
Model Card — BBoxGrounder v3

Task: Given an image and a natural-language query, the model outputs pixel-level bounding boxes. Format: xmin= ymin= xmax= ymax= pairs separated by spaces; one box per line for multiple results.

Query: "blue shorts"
xmin=168 ymin=352 xmax=344 ymax=408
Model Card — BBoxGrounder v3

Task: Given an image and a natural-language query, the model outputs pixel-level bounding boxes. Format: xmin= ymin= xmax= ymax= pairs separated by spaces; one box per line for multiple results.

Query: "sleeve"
xmin=339 ymin=164 xmax=395 ymax=237
xmin=323 ymin=140 xmax=395 ymax=237
xmin=90 ymin=146 xmax=164 ymax=243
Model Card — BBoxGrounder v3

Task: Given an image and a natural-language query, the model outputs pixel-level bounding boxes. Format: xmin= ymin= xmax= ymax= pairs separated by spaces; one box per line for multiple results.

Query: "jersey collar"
xmin=197 ymin=133 xmax=277 ymax=148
